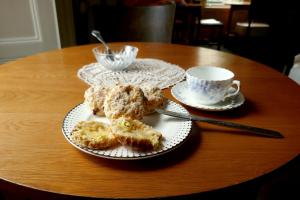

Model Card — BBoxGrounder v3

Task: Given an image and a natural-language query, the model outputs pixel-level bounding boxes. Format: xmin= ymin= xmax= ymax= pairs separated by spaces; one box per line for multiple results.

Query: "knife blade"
xmin=155 ymin=109 xmax=284 ymax=138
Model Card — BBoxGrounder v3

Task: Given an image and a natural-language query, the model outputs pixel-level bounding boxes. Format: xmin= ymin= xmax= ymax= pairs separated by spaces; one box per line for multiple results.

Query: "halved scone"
xmin=110 ymin=117 xmax=163 ymax=150
xmin=84 ymin=86 xmax=109 ymax=116
xmin=71 ymin=121 xmax=117 ymax=149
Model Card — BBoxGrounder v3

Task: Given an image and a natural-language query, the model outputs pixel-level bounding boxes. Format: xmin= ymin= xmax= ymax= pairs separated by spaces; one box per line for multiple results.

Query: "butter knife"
xmin=155 ymin=109 xmax=284 ymax=138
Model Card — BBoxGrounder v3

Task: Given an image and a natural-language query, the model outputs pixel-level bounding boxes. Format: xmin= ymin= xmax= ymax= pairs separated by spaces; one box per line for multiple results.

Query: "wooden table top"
xmin=1 ymin=42 xmax=300 ymax=199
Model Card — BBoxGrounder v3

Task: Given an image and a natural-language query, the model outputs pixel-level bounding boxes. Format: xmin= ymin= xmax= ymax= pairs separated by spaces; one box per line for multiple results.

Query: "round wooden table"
xmin=1 ymin=43 xmax=300 ymax=199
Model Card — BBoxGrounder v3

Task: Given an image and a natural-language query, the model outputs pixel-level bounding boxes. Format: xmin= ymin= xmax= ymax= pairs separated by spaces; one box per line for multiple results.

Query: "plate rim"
xmin=62 ymin=100 xmax=192 ymax=160
xmin=171 ymin=81 xmax=245 ymax=111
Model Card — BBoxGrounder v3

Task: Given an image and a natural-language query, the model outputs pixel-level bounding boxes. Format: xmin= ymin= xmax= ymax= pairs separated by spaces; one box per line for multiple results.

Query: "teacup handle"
xmin=224 ymin=80 xmax=240 ymax=100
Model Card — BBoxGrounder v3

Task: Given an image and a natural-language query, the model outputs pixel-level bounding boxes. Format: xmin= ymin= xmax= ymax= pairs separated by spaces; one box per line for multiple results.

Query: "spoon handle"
xmin=91 ymin=30 xmax=114 ymax=61
xmin=91 ymin=30 xmax=108 ymax=49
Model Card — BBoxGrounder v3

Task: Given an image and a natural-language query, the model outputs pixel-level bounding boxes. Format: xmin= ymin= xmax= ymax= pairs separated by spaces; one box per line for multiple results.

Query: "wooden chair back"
xmin=90 ymin=3 xmax=176 ymax=43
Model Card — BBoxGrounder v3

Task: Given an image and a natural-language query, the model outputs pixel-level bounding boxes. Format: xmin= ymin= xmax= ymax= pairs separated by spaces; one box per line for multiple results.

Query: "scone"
xmin=110 ymin=117 xmax=162 ymax=150
xmin=84 ymin=86 xmax=109 ymax=116
xmin=142 ymin=86 xmax=165 ymax=114
xmin=104 ymin=85 xmax=146 ymax=120
xmin=71 ymin=121 xmax=117 ymax=149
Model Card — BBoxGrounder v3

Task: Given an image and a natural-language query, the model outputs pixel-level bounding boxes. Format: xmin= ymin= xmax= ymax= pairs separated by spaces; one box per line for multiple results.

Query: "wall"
xmin=0 ymin=0 xmax=61 ymax=63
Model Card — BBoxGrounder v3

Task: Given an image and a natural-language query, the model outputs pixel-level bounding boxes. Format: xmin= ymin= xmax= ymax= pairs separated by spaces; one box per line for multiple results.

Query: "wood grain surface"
xmin=1 ymin=43 xmax=300 ymax=199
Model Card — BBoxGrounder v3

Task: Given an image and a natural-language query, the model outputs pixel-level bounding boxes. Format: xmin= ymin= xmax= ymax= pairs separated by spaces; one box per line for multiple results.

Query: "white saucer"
xmin=171 ymin=81 xmax=245 ymax=111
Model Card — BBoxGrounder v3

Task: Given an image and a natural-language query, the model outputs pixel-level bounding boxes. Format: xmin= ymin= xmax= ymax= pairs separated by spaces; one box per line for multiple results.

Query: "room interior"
xmin=1 ymin=0 xmax=300 ymax=199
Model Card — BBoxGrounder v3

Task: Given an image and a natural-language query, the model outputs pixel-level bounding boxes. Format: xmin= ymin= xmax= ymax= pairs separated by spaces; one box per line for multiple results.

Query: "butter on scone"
xmin=84 ymin=86 xmax=109 ymax=116
xmin=104 ymin=85 xmax=146 ymax=120
xmin=71 ymin=121 xmax=117 ymax=149
xmin=110 ymin=117 xmax=162 ymax=150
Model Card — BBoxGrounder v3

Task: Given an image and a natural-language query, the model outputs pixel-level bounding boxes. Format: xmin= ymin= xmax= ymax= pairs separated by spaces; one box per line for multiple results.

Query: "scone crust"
xmin=104 ymin=85 xmax=146 ymax=120
xmin=142 ymin=86 xmax=165 ymax=114
xmin=84 ymin=86 xmax=109 ymax=116
xmin=71 ymin=121 xmax=117 ymax=149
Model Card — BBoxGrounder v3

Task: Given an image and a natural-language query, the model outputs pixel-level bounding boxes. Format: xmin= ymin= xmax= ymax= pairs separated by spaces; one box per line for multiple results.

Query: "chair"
xmin=89 ymin=2 xmax=176 ymax=43
xmin=234 ymin=0 xmax=270 ymax=39
xmin=172 ymin=4 xmax=200 ymax=44
xmin=173 ymin=3 xmax=223 ymax=49
xmin=226 ymin=4 xmax=250 ymax=38
xmin=224 ymin=0 xmax=273 ymax=69
xmin=197 ymin=17 xmax=224 ymax=50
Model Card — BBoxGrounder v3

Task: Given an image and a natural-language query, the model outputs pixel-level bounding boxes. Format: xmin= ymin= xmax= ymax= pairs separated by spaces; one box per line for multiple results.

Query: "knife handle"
xmin=193 ymin=115 xmax=284 ymax=138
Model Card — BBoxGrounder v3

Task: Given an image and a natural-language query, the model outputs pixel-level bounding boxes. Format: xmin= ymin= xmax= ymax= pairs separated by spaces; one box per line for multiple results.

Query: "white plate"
xmin=171 ymin=81 xmax=245 ymax=111
xmin=62 ymin=100 xmax=192 ymax=160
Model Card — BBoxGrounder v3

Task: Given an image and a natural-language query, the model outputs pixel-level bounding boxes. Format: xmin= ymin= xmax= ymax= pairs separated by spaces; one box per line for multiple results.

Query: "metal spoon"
xmin=91 ymin=30 xmax=114 ymax=61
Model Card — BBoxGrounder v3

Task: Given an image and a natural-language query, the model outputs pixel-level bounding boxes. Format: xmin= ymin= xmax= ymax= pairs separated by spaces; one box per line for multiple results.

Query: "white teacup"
xmin=186 ymin=66 xmax=240 ymax=105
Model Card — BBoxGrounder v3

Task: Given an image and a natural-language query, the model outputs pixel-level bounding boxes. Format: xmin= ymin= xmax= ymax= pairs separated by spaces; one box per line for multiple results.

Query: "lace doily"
xmin=77 ymin=58 xmax=186 ymax=89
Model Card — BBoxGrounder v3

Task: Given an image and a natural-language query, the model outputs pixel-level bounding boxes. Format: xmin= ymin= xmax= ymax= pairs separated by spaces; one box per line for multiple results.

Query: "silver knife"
xmin=155 ymin=109 xmax=284 ymax=138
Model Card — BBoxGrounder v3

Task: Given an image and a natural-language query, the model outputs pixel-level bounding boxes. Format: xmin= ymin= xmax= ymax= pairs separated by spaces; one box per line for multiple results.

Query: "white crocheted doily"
xmin=77 ymin=58 xmax=186 ymax=89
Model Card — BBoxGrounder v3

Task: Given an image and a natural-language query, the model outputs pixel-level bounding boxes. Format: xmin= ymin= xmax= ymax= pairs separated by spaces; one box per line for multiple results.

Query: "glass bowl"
xmin=92 ymin=45 xmax=138 ymax=71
